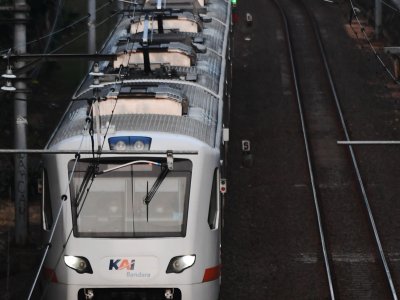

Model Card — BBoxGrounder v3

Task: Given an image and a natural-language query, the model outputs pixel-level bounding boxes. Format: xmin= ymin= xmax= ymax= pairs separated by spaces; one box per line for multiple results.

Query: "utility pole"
xmin=14 ymin=0 xmax=29 ymax=245
xmin=88 ymin=0 xmax=96 ymax=55
xmin=118 ymin=0 xmax=124 ymax=16
xmin=375 ymin=0 xmax=382 ymax=39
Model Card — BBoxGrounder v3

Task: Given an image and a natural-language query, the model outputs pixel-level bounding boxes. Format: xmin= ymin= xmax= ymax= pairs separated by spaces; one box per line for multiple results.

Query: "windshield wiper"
xmin=75 ymin=164 xmax=97 ymax=207
xmin=144 ymin=165 xmax=170 ymax=222
xmin=97 ymin=151 xmax=174 ymax=175
xmin=96 ymin=160 xmax=161 ymax=175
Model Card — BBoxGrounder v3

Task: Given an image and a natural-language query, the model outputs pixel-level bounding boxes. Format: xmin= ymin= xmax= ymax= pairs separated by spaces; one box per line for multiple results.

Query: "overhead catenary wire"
xmin=50 ymin=6 xmax=121 ymax=57
xmin=0 ymin=0 xmax=115 ymax=55
xmin=0 ymin=15 xmax=89 ymax=55
xmin=43 ymin=0 xmax=65 ymax=55
xmin=96 ymin=36 xmax=143 ymax=154
xmin=33 ymin=28 xmax=124 ymax=296
xmin=347 ymin=0 xmax=400 ymax=85
xmin=23 ymin=1 xmax=180 ymax=297
xmin=1 ymin=9 xmax=121 ymax=98
xmin=100 ymin=97 xmax=119 ymax=150
xmin=0 ymin=7 xmax=120 ymax=87
xmin=382 ymin=0 xmax=400 ymax=14
xmin=50 ymin=4 xmax=128 ymax=55
xmin=27 ymin=103 xmax=94 ymax=300
xmin=31 ymin=0 xmax=65 ymax=77
xmin=35 ymin=58 xmax=125 ymax=296
xmin=13 ymin=6 xmax=157 ymax=298
xmin=38 ymin=91 xmax=158 ymax=299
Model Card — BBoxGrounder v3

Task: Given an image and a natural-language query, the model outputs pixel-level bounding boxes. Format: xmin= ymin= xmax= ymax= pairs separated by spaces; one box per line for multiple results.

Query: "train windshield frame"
xmin=68 ymin=158 xmax=192 ymax=238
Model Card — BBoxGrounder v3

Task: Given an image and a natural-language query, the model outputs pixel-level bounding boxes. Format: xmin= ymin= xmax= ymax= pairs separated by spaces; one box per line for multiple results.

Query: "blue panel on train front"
xmin=108 ymin=136 xmax=152 ymax=151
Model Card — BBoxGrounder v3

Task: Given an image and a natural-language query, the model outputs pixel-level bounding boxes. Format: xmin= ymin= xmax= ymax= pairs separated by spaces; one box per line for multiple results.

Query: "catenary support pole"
xmin=375 ymin=0 xmax=382 ymax=39
xmin=14 ymin=0 xmax=28 ymax=246
xmin=88 ymin=0 xmax=96 ymax=55
xmin=118 ymin=0 xmax=124 ymax=14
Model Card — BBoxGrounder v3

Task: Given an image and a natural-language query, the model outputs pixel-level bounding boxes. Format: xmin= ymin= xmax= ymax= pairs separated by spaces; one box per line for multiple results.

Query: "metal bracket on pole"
xmin=0 ymin=5 xmax=30 ymax=12
xmin=384 ymin=47 xmax=400 ymax=54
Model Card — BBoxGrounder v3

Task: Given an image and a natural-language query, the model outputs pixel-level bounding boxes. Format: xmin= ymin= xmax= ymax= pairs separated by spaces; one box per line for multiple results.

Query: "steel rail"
xmin=302 ymin=2 xmax=398 ymax=299
xmin=270 ymin=0 xmax=335 ymax=298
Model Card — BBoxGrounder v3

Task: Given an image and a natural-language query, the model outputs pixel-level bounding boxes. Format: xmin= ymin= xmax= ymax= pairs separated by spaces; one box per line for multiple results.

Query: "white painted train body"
xmin=41 ymin=0 xmax=231 ymax=299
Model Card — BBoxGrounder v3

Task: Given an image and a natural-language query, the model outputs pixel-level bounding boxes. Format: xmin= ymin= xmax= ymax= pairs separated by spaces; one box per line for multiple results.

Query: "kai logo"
xmin=109 ymin=259 xmax=136 ymax=271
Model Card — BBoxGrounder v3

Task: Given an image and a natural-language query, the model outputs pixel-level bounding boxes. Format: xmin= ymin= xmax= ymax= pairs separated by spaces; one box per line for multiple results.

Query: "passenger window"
xmin=42 ymin=169 xmax=53 ymax=231
xmin=207 ymin=169 xmax=219 ymax=230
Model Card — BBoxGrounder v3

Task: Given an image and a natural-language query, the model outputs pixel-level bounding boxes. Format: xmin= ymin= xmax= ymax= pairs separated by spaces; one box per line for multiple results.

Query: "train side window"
xmin=42 ymin=169 xmax=53 ymax=231
xmin=208 ymin=169 xmax=219 ymax=230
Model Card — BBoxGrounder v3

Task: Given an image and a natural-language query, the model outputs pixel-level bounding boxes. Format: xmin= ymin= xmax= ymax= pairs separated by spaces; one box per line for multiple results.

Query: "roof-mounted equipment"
xmin=199 ymin=13 xmax=212 ymax=23
xmin=89 ymin=63 xmax=105 ymax=89
xmin=131 ymin=12 xmax=200 ymax=34
xmin=141 ymin=15 xmax=152 ymax=74
xmin=98 ymin=85 xmax=189 ymax=116
xmin=113 ymin=41 xmax=196 ymax=70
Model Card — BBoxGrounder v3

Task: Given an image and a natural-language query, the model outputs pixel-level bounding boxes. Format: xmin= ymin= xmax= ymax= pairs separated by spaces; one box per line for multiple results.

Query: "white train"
xmin=40 ymin=0 xmax=231 ymax=299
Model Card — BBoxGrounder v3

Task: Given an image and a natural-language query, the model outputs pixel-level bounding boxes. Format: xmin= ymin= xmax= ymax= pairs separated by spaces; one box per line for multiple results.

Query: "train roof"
xmin=46 ymin=0 xmax=230 ymax=150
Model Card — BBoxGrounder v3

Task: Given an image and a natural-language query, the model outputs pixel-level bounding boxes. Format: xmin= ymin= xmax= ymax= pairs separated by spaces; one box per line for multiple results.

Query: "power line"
xmin=27 ymin=103 xmax=94 ymax=300
xmin=382 ymin=0 xmax=400 ymax=14
xmin=0 ymin=0 xmax=115 ymax=55
xmin=27 ymin=8 xmax=122 ymax=297
xmin=0 ymin=8 xmax=120 ymax=86
xmin=0 ymin=15 xmax=89 ymax=55
xmin=43 ymin=0 xmax=65 ymax=55
xmin=347 ymin=0 xmax=400 ymax=85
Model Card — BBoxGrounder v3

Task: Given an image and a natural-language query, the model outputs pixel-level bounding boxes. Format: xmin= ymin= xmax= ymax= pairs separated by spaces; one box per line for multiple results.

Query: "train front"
xmin=42 ymin=135 xmax=222 ymax=300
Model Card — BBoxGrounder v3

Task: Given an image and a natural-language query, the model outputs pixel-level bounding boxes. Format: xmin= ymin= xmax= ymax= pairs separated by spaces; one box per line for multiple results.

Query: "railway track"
xmin=272 ymin=0 xmax=398 ymax=298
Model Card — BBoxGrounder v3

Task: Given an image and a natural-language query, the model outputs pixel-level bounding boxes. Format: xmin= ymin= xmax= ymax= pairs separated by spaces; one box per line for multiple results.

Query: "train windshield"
xmin=68 ymin=159 xmax=192 ymax=238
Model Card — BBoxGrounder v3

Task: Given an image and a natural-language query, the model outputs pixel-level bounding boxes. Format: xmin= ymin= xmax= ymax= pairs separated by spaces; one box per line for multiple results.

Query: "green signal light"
xmin=231 ymin=0 xmax=237 ymax=4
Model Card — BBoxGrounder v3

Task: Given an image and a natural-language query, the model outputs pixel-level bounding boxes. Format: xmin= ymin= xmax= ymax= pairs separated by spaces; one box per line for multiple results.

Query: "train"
xmin=40 ymin=0 xmax=232 ymax=299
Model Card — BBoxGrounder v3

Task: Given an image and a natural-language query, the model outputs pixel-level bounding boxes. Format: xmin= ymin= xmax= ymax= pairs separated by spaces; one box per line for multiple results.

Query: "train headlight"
xmin=115 ymin=140 xmax=127 ymax=150
xmin=166 ymin=255 xmax=196 ymax=274
xmin=133 ymin=140 xmax=145 ymax=150
xmin=108 ymin=136 xmax=152 ymax=151
xmin=64 ymin=256 xmax=93 ymax=274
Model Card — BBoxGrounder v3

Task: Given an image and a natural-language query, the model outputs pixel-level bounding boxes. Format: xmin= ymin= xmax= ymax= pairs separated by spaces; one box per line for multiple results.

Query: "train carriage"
xmin=41 ymin=0 xmax=231 ymax=299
